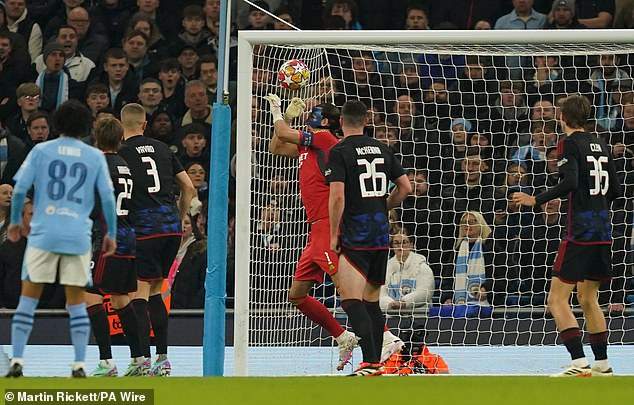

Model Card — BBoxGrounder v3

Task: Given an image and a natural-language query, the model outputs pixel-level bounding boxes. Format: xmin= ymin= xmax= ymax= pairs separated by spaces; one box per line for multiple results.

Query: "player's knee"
xmin=577 ymin=292 xmax=594 ymax=310
xmin=288 ymin=294 xmax=306 ymax=307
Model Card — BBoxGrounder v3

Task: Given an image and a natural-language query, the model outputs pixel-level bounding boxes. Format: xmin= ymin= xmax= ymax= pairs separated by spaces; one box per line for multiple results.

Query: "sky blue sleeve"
xmin=95 ymin=154 xmax=117 ymax=239
xmin=9 ymin=189 xmax=27 ymax=226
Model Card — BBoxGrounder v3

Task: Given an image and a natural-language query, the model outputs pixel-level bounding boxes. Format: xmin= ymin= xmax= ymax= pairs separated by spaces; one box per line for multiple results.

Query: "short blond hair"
xmin=456 ymin=211 xmax=491 ymax=249
xmin=120 ymin=103 xmax=146 ymax=129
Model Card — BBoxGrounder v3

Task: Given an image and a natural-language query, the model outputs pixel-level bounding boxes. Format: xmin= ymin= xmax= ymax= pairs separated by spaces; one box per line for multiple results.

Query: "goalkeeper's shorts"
xmin=295 ymin=219 xmax=338 ymax=282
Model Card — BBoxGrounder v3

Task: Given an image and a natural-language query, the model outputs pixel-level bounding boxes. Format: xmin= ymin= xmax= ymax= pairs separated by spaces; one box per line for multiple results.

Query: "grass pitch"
xmin=1 ymin=376 xmax=633 ymax=405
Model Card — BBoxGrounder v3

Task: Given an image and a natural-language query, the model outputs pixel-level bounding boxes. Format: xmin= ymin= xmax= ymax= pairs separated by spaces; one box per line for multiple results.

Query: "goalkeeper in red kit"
xmin=264 ymin=93 xmax=358 ymax=370
xmin=264 ymin=94 xmax=404 ymax=371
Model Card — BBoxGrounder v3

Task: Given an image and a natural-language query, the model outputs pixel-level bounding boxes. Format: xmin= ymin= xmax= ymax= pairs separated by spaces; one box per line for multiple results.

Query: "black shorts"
xmin=87 ymin=253 xmax=137 ymax=295
xmin=136 ymin=236 xmax=181 ymax=281
xmin=341 ymin=248 xmax=389 ymax=286
xmin=553 ymin=241 xmax=612 ymax=284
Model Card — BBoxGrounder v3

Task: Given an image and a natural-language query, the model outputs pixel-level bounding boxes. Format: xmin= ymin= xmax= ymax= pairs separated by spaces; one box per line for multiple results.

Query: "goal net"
xmin=234 ymin=30 xmax=634 ymax=376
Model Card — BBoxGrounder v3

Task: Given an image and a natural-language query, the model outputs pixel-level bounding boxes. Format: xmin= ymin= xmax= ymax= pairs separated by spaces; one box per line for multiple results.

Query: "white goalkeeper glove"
xmin=284 ymin=97 xmax=306 ymax=122
xmin=263 ymin=93 xmax=284 ymax=123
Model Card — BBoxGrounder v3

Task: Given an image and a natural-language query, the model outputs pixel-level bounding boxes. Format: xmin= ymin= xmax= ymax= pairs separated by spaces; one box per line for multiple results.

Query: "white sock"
xmin=100 ymin=359 xmax=114 ymax=367
xmin=593 ymin=359 xmax=610 ymax=370
xmin=335 ymin=330 xmax=351 ymax=344
xmin=10 ymin=357 xmax=24 ymax=366
xmin=72 ymin=361 xmax=85 ymax=371
xmin=571 ymin=357 xmax=589 ymax=368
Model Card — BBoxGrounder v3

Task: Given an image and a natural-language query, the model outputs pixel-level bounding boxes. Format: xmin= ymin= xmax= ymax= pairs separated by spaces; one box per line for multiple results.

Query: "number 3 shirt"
xmin=327 ymin=134 xmax=404 ymax=250
xmin=120 ymin=134 xmax=184 ymax=239
xmin=13 ymin=136 xmax=114 ymax=255
xmin=534 ymin=131 xmax=622 ymax=243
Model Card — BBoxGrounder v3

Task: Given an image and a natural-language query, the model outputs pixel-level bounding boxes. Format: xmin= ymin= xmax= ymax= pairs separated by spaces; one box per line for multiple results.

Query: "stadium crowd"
xmin=0 ymin=0 xmax=633 ymax=314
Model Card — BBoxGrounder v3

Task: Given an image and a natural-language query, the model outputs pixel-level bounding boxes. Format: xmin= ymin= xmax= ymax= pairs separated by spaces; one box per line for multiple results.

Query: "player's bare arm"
xmin=512 ymin=192 xmax=536 ymax=207
xmin=329 ymin=181 xmax=345 ymax=254
xmin=175 ymin=170 xmax=197 ymax=221
xmin=386 ymin=174 xmax=412 ymax=210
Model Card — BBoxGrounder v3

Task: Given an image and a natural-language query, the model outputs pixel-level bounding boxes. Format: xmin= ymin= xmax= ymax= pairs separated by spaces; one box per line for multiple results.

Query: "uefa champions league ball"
xmin=278 ymin=59 xmax=310 ymax=90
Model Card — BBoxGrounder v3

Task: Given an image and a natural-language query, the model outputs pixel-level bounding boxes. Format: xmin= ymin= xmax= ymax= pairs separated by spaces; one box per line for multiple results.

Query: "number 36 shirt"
xmin=534 ymin=131 xmax=622 ymax=243
xmin=326 ymin=134 xmax=404 ymax=250
xmin=120 ymin=134 xmax=184 ymax=239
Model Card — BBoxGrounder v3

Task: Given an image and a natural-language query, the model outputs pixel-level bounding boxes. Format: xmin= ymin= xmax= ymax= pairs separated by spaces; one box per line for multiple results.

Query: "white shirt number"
xmin=357 ymin=158 xmax=387 ymax=198
xmin=141 ymin=156 xmax=161 ymax=193
xmin=587 ymin=155 xmax=609 ymax=196
xmin=116 ymin=178 xmax=133 ymax=215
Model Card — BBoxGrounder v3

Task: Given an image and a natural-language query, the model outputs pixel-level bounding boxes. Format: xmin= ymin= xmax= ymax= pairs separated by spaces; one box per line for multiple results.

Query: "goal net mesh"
xmin=241 ymin=39 xmax=634 ymax=375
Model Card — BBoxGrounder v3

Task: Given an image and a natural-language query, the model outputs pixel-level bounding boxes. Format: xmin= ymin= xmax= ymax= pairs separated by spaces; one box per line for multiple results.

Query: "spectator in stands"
xmin=575 ymin=0 xmax=615 ymax=28
xmin=177 ymin=44 xmax=200 ymax=81
xmin=512 ymin=120 xmax=559 ymax=169
xmin=4 ymin=0 xmax=42 ymax=62
xmin=380 ymin=232 xmax=435 ymax=312
xmin=417 ymin=53 xmax=465 ymax=90
xmin=137 ymin=77 xmax=164 ymax=118
xmin=0 ymin=183 xmax=11 ymax=242
xmin=397 ymin=169 xmax=443 ymax=267
xmin=441 ymin=148 xmax=496 ymax=231
xmin=126 ymin=12 xmax=168 ymax=64
xmin=518 ymin=198 xmax=564 ymax=298
xmin=170 ymin=212 xmax=207 ymax=309
xmin=422 ymin=80 xmax=452 ymax=133
xmin=392 ymin=60 xmax=425 ymax=104
xmin=91 ymin=0 xmax=130 ymax=48
xmin=35 ymin=25 xmax=95 ymax=84
xmin=387 ymin=94 xmax=429 ymax=170
xmin=486 ymin=80 xmax=531 ymax=156
xmin=531 ymin=146 xmax=559 ymax=190
xmin=272 ymin=7 xmax=295 ymax=30
xmin=185 ymin=161 xmax=208 ymax=201
xmin=494 ymin=1 xmax=546 ymax=79
xmin=147 ymin=107 xmax=179 ymax=153
xmin=203 ymin=0 xmax=221 ymax=31
xmin=24 ymin=111 xmax=50 ymax=151
xmin=440 ymin=210 xmax=515 ymax=306
xmin=588 ymin=54 xmax=631 ymax=130
xmin=324 ymin=0 xmax=362 ymax=30
xmin=82 ymin=106 xmax=116 ymax=146
xmin=136 ymin=0 xmax=173 ymax=39
xmin=449 ymin=55 xmax=496 ymax=121
xmin=244 ymin=1 xmax=273 ymax=30
xmin=178 ymin=122 xmax=209 ymax=169
xmin=36 ymin=42 xmax=77 ymax=112
xmin=198 ymin=55 xmax=236 ymax=110
xmin=24 ymin=0 xmax=57 ymax=28
xmin=182 ymin=80 xmax=212 ymax=131
xmin=494 ymin=0 xmax=547 ymax=29
xmin=473 ymin=19 xmax=492 ymax=29
xmin=99 ymin=47 xmax=138 ymax=111
xmin=158 ymin=58 xmax=186 ymax=121
xmin=43 ymin=0 xmax=85 ymax=40
xmin=84 ymin=81 xmax=110 ymax=117
xmin=0 ymin=119 xmax=26 ymax=184
xmin=0 ymin=200 xmax=31 ymax=309
xmin=343 ymin=50 xmax=384 ymax=103
xmin=5 ymin=83 xmax=40 ymax=142
xmin=404 ymin=3 xmax=430 ymax=30
xmin=440 ymin=118 xmax=472 ymax=173
xmin=430 ymin=0 xmax=502 ymax=30
xmin=0 ymin=1 xmax=29 ymax=70
xmin=530 ymin=99 xmax=557 ymax=123
xmin=613 ymin=0 xmax=634 ymax=28
xmin=67 ymin=6 xmax=110 ymax=65
xmin=544 ymin=0 xmax=587 ymax=29
xmin=170 ymin=5 xmax=212 ymax=57
xmin=123 ymin=30 xmax=156 ymax=81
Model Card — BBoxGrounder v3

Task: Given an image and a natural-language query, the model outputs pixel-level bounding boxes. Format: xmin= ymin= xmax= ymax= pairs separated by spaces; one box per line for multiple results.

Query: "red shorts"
xmin=295 ymin=219 xmax=338 ymax=283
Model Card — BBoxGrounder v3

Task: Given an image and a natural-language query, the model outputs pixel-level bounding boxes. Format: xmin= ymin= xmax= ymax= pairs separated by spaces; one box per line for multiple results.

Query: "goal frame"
xmin=234 ymin=29 xmax=634 ymax=377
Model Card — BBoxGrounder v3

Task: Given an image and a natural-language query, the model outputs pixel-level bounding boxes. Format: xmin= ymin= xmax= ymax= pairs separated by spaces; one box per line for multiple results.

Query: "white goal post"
xmin=235 ymin=29 xmax=634 ymax=377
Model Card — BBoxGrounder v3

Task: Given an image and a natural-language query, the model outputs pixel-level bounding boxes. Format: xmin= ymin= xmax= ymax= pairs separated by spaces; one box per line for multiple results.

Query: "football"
xmin=278 ymin=59 xmax=310 ymax=90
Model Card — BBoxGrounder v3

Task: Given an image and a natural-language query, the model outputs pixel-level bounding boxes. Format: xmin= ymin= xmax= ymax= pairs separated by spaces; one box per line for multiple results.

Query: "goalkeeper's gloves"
xmin=284 ymin=97 xmax=306 ymax=122
xmin=263 ymin=93 xmax=284 ymax=123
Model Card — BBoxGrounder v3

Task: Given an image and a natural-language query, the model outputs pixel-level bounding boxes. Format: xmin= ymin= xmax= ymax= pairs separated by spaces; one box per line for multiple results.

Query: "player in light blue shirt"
xmin=5 ymin=100 xmax=118 ymax=379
